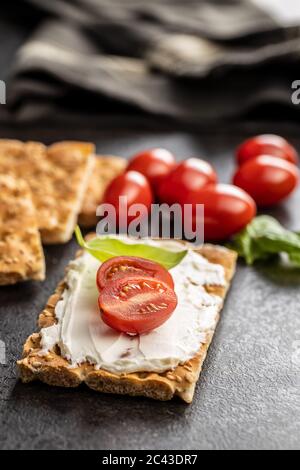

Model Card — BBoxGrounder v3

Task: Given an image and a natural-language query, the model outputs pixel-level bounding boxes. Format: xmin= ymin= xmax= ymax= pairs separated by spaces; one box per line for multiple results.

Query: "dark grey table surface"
xmin=0 ymin=126 xmax=300 ymax=450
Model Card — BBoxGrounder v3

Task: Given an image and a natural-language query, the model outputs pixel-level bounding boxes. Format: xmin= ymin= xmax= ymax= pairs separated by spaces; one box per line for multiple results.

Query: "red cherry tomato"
xmin=96 ymin=256 xmax=174 ymax=290
xmin=157 ymin=158 xmax=218 ymax=205
xmin=236 ymin=134 xmax=298 ymax=166
xmin=127 ymin=148 xmax=176 ymax=193
xmin=185 ymin=184 xmax=256 ymax=241
xmin=233 ymin=155 xmax=299 ymax=207
xmin=103 ymin=171 xmax=153 ymax=226
xmin=98 ymin=276 xmax=178 ymax=335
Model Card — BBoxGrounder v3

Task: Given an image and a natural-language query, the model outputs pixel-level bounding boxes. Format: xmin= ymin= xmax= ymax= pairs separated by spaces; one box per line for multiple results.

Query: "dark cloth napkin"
xmin=6 ymin=0 xmax=300 ymax=125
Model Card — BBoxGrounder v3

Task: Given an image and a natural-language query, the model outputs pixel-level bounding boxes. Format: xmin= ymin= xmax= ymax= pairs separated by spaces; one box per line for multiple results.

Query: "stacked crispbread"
xmin=0 ymin=139 xmax=103 ymax=284
xmin=0 ymin=140 xmax=95 ymax=244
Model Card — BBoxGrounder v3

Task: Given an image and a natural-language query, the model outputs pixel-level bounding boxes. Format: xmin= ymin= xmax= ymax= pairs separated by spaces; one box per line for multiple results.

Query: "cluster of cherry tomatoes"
xmin=103 ymin=135 xmax=299 ymax=241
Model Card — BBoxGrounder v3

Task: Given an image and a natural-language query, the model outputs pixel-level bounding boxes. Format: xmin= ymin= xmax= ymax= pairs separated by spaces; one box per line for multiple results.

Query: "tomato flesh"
xmin=233 ymin=155 xmax=299 ymax=207
xmin=236 ymin=134 xmax=299 ymax=166
xmin=97 ymin=256 xmax=174 ymax=290
xmin=98 ymin=276 xmax=178 ymax=335
xmin=157 ymin=158 xmax=218 ymax=205
xmin=127 ymin=148 xmax=176 ymax=193
xmin=184 ymin=183 xmax=256 ymax=241
xmin=103 ymin=170 xmax=153 ymax=227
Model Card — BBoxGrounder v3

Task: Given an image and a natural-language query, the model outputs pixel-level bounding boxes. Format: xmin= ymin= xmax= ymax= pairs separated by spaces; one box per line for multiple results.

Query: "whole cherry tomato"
xmin=157 ymin=158 xmax=218 ymax=205
xmin=184 ymin=184 xmax=256 ymax=241
xmin=96 ymin=256 xmax=174 ymax=290
xmin=98 ymin=276 xmax=177 ymax=335
xmin=127 ymin=148 xmax=176 ymax=194
xmin=236 ymin=134 xmax=298 ymax=166
xmin=103 ymin=171 xmax=153 ymax=226
xmin=233 ymin=155 xmax=299 ymax=207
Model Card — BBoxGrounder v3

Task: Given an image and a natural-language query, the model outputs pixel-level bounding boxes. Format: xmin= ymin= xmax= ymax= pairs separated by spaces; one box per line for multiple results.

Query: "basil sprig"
xmin=230 ymin=215 xmax=300 ymax=265
xmin=75 ymin=226 xmax=187 ymax=270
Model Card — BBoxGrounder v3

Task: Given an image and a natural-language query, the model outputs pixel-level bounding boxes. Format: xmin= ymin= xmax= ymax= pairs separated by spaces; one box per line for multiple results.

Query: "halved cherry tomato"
xmin=184 ymin=184 xmax=256 ymax=241
xmin=96 ymin=256 xmax=174 ymax=290
xmin=127 ymin=148 xmax=176 ymax=193
xmin=157 ymin=158 xmax=218 ymax=205
xmin=103 ymin=171 xmax=153 ymax=227
xmin=236 ymin=134 xmax=299 ymax=166
xmin=98 ymin=276 xmax=178 ymax=335
xmin=233 ymin=155 xmax=299 ymax=207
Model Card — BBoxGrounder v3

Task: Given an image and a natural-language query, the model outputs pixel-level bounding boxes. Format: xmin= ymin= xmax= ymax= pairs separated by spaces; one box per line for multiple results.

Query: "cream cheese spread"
xmin=40 ymin=238 xmax=226 ymax=374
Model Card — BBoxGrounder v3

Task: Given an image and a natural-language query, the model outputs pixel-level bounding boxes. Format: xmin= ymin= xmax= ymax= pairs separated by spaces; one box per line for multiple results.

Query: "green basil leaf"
xmin=75 ymin=226 xmax=187 ymax=270
xmin=230 ymin=216 xmax=300 ymax=265
xmin=288 ymin=252 xmax=300 ymax=266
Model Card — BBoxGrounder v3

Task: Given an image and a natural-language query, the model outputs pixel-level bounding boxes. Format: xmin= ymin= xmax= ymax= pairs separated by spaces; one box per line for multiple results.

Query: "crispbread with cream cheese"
xmin=17 ymin=238 xmax=236 ymax=402
xmin=0 ymin=140 xmax=95 ymax=243
xmin=78 ymin=155 xmax=127 ymax=228
xmin=0 ymin=174 xmax=45 ymax=285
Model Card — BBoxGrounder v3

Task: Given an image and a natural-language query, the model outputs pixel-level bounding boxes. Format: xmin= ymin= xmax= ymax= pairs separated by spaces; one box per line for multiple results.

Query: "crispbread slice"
xmin=17 ymin=239 xmax=237 ymax=402
xmin=0 ymin=175 xmax=45 ymax=285
xmin=78 ymin=155 xmax=127 ymax=228
xmin=0 ymin=140 xmax=95 ymax=243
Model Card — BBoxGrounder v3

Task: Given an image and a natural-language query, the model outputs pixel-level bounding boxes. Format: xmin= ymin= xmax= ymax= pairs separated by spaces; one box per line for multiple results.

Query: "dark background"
xmin=0 ymin=4 xmax=300 ymax=450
